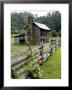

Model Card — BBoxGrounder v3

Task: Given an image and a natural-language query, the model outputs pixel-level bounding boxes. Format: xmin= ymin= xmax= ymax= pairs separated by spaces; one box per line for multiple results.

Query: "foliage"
xmin=11 ymin=69 xmax=18 ymax=79
xmin=58 ymin=31 xmax=61 ymax=36
xmin=24 ymin=58 xmax=43 ymax=79
xmin=35 ymin=11 xmax=61 ymax=34
xmin=11 ymin=11 xmax=61 ymax=35
xmin=11 ymin=12 xmax=33 ymax=34
xmin=51 ymin=30 xmax=58 ymax=37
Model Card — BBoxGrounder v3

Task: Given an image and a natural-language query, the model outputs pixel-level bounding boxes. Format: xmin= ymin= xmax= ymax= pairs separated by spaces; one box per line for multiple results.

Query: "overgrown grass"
xmin=11 ymin=44 xmax=27 ymax=52
xmin=49 ymin=36 xmax=61 ymax=42
xmin=11 ymin=36 xmax=27 ymax=52
xmin=40 ymin=48 xmax=61 ymax=79
xmin=11 ymin=35 xmax=61 ymax=52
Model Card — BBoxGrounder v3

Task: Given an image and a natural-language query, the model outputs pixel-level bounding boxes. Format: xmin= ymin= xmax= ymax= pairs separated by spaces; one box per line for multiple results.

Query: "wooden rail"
xmin=11 ymin=39 xmax=61 ymax=79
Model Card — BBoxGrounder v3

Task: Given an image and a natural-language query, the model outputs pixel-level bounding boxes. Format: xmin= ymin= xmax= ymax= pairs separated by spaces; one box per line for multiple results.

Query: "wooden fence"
xmin=11 ymin=39 xmax=61 ymax=79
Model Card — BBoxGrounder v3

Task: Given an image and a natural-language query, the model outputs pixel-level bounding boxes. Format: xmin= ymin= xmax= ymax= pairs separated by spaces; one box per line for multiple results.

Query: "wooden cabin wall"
xmin=33 ymin=25 xmax=40 ymax=45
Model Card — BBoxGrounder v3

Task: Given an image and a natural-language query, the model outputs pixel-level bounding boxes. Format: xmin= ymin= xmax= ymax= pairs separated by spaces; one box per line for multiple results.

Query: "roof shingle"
xmin=34 ymin=22 xmax=51 ymax=30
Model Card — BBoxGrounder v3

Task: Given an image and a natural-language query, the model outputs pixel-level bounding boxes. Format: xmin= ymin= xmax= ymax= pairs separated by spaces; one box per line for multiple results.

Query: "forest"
xmin=11 ymin=11 xmax=61 ymax=37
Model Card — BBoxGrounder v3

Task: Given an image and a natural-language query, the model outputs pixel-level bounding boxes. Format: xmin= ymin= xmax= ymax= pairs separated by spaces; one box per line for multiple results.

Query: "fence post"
xmin=54 ymin=40 xmax=56 ymax=51
xmin=38 ymin=42 xmax=44 ymax=64
xmin=50 ymin=39 xmax=54 ymax=53
xmin=39 ymin=42 xmax=43 ymax=58
xmin=26 ymin=41 xmax=32 ymax=58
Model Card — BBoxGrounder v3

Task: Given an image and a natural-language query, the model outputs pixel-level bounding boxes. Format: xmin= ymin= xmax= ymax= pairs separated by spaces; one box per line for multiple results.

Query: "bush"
xmin=11 ymin=69 xmax=18 ymax=79
xmin=51 ymin=30 xmax=58 ymax=37
xmin=25 ymin=58 xmax=43 ymax=79
xmin=58 ymin=31 xmax=61 ymax=36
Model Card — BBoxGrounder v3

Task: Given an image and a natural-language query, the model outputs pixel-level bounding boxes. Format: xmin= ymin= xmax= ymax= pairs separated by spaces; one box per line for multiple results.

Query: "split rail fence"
xmin=11 ymin=39 xmax=61 ymax=79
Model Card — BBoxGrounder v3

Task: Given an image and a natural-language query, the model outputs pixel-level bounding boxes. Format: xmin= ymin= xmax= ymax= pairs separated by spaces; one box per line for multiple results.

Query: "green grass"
xmin=40 ymin=48 xmax=61 ymax=79
xmin=11 ymin=44 xmax=27 ymax=52
xmin=11 ymin=35 xmax=61 ymax=79
xmin=49 ymin=36 xmax=61 ymax=42
xmin=11 ymin=35 xmax=61 ymax=52
xmin=11 ymin=36 xmax=27 ymax=52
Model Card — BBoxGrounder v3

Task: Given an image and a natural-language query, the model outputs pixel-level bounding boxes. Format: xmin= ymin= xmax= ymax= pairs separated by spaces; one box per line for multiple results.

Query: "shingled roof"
xmin=34 ymin=22 xmax=51 ymax=30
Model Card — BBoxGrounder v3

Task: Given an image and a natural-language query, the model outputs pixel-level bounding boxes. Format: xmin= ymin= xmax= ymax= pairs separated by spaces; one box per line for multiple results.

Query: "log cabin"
xmin=14 ymin=16 xmax=51 ymax=45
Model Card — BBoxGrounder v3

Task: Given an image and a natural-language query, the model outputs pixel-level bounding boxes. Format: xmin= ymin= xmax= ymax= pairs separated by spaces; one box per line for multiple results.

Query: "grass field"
xmin=11 ymin=44 xmax=27 ymax=52
xmin=40 ymin=48 xmax=61 ymax=79
xmin=11 ymin=36 xmax=28 ymax=52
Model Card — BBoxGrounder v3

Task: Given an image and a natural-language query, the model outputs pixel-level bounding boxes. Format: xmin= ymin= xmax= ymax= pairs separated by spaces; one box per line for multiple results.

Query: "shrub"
xmin=51 ymin=30 xmax=58 ymax=37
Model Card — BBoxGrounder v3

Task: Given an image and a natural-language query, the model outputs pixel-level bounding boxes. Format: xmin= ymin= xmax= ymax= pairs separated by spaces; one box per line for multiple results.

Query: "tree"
xmin=51 ymin=30 xmax=58 ymax=37
xmin=11 ymin=11 xmax=61 ymax=35
xmin=11 ymin=12 xmax=33 ymax=34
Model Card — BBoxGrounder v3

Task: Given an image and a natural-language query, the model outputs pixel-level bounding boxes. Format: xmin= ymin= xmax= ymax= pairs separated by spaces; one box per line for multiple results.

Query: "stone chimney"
xmin=27 ymin=16 xmax=33 ymax=45
xmin=28 ymin=16 xmax=33 ymax=25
